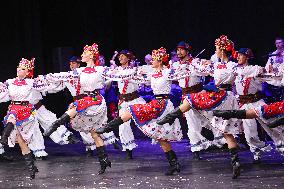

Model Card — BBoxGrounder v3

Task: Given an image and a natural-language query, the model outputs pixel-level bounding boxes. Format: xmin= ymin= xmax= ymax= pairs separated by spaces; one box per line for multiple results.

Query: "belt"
xmin=219 ymin=84 xmax=232 ymax=91
xmin=239 ymin=91 xmax=264 ymax=104
xmin=10 ymin=101 xmax=30 ymax=106
xmin=34 ymin=101 xmax=43 ymax=110
xmin=154 ymin=94 xmax=170 ymax=99
xmin=182 ymin=83 xmax=203 ymax=95
xmin=172 ymin=80 xmax=179 ymax=85
xmin=73 ymin=90 xmax=101 ymax=101
xmin=119 ymin=91 xmax=139 ymax=102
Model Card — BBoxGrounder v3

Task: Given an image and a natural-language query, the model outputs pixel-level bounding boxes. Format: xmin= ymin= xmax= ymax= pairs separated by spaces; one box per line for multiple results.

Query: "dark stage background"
xmin=0 ymin=0 xmax=283 ymax=138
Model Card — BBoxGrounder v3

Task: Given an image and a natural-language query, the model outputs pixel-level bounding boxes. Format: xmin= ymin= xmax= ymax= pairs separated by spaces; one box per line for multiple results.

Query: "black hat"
xmin=237 ymin=48 xmax=254 ymax=59
xmin=69 ymin=56 xmax=81 ymax=63
xmin=118 ymin=50 xmax=135 ymax=60
xmin=176 ymin=41 xmax=192 ymax=51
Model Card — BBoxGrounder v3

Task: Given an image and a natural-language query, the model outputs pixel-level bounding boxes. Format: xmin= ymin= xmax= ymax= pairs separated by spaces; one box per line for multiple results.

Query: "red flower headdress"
xmin=83 ymin=43 xmax=100 ymax=66
xmin=152 ymin=47 xmax=169 ymax=66
xmin=18 ymin=58 xmax=35 ymax=78
xmin=215 ymin=35 xmax=237 ymax=58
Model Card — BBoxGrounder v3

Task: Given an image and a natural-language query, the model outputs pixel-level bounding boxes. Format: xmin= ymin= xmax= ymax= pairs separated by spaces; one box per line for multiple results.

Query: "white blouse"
xmin=0 ymin=78 xmax=49 ymax=103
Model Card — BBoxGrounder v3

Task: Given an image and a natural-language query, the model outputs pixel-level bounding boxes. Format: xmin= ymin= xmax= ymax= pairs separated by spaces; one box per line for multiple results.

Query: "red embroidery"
xmin=82 ymin=67 xmax=97 ymax=74
xmin=189 ymin=90 xmax=227 ymax=110
xmin=130 ymin=99 xmax=167 ymax=126
xmin=217 ymin=63 xmax=227 ymax=69
xmin=76 ymin=77 xmax=81 ymax=96
xmin=262 ymin=100 xmax=284 ymax=119
xmin=185 ymin=76 xmax=189 ymax=87
xmin=243 ymin=77 xmax=252 ymax=95
xmin=122 ymin=80 xmax=129 ymax=94
xmin=74 ymin=95 xmax=103 ymax=112
xmin=118 ymin=80 xmax=129 ymax=107
xmin=179 ymin=59 xmax=192 ymax=87
xmin=5 ymin=104 xmax=33 ymax=125
xmin=13 ymin=79 xmax=27 ymax=86
xmin=152 ymin=72 xmax=163 ymax=78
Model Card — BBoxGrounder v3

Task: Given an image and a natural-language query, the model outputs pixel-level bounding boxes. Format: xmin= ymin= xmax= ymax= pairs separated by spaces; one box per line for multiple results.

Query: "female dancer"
xmin=157 ymin=35 xmax=242 ymax=179
xmin=0 ymin=58 xmax=50 ymax=179
xmin=43 ymin=43 xmax=112 ymax=174
xmin=98 ymin=47 xmax=184 ymax=175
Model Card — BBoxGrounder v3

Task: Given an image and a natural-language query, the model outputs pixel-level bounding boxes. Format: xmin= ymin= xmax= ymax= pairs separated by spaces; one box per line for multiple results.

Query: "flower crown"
xmin=215 ymin=35 xmax=234 ymax=52
xmin=18 ymin=58 xmax=35 ymax=78
xmin=83 ymin=43 xmax=99 ymax=57
xmin=152 ymin=47 xmax=169 ymax=63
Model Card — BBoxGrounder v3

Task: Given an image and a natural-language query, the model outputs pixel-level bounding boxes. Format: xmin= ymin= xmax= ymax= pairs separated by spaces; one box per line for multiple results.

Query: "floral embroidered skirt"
xmin=129 ymin=99 xmax=182 ymax=141
xmin=71 ymin=95 xmax=108 ymax=133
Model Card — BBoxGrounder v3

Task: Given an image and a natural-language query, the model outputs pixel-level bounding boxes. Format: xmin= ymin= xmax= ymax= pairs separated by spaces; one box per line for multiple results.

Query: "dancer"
xmin=263 ymin=37 xmax=284 ymax=104
xmin=157 ymin=35 xmax=242 ymax=179
xmin=106 ymin=50 xmax=145 ymax=159
xmin=65 ymin=56 xmax=119 ymax=157
xmin=43 ymin=43 xmax=112 ymax=174
xmin=213 ymin=61 xmax=284 ymax=149
xmin=227 ymin=48 xmax=272 ymax=162
xmin=213 ymin=63 xmax=284 ymax=129
xmin=98 ymin=47 xmax=184 ymax=175
xmin=171 ymin=41 xmax=211 ymax=159
xmin=0 ymin=58 xmax=51 ymax=179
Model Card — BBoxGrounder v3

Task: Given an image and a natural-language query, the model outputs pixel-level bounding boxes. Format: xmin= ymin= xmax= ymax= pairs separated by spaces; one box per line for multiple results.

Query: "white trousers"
xmin=36 ymin=105 xmax=72 ymax=145
xmin=185 ymin=109 xmax=211 ymax=152
xmin=241 ymin=100 xmax=275 ymax=153
xmin=118 ymin=97 xmax=145 ymax=151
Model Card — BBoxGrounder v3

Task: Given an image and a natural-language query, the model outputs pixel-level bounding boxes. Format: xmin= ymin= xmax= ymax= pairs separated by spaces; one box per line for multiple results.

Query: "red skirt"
xmin=4 ymin=104 xmax=34 ymax=126
xmin=129 ymin=99 xmax=168 ymax=126
xmin=73 ymin=95 xmax=103 ymax=112
xmin=186 ymin=90 xmax=227 ymax=110
xmin=261 ymin=100 xmax=284 ymax=119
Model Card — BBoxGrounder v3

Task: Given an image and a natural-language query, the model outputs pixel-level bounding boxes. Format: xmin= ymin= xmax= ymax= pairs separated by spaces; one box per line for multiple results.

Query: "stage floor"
xmin=1 ymin=139 xmax=284 ymax=189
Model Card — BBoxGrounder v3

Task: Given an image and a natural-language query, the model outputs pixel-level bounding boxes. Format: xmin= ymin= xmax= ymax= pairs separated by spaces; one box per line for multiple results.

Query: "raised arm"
xmin=191 ymin=58 xmax=214 ymax=77
xmin=45 ymin=69 xmax=80 ymax=83
xmin=131 ymin=65 xmax=152 ymax=85
xmin=103 ymin=66 xmax=137 ymax=82
xmin=235 ymin=65 xmax=264 ymax=78
xmin=0 ymin=81 xmax=10 ymax=103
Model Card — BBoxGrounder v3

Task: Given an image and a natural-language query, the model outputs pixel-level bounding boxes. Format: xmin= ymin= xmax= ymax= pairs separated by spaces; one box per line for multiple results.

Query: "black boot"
xmin=0 ymin=153 xmax=14 ymax=162
xmin=165 ymin=150 xmax=180 ymax=175
xmin=112 ymin=141 xmax=122 ymax=150
xmin=67 ymin=133 xmax=80 ymax=144
xmin=213 ymin=110 xmax=246 ymax=120
xmin=229 ymin=148 xmax=241 ymax=179
xmin=44 ymin=113 xmax=70 ymax=137
xmin=86 ymin=149 xmax=94 ymax=157
xmin=125 ymin=149 xmax=133 ymax=160
xmin=157 ymin=107 xmax=183 ymax=125
xmin=96 ymin=117 xmax=124 ymax=134
xmin=35 ymin=156 xmax=47 ymax=161
xmin=23 ymin=152 xmax=39 ymax=179
xmin=267 ymin=117 xmax=284 ymax=128
xmin=0 ymin=122 xmax=14 ymax=145
xmin=96 ymin=146 xmax=111 ymax=175
xmin=192 ymin=151 xmax=201 ymax=160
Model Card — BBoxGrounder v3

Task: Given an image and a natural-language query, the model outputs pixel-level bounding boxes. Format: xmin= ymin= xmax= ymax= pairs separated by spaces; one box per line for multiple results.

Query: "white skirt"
xmin=71 ymin=99 xmax=108 ymax=133
xmin=8 ymin=115 xmax=38 ymax=147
